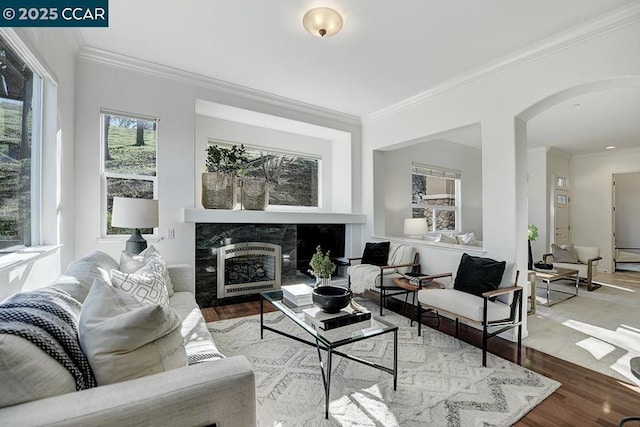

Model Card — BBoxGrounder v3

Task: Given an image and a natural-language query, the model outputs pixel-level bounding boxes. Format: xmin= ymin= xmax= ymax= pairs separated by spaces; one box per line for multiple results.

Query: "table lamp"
xmin=404 ymin=218 xmax=427 ymax=239
xmin=111 ymin=197 xmax=159 ymax=254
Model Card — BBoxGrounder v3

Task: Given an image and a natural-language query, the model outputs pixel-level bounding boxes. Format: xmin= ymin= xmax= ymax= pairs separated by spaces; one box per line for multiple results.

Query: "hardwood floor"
xmin=202 ymin=290 xmax=640 ymax=425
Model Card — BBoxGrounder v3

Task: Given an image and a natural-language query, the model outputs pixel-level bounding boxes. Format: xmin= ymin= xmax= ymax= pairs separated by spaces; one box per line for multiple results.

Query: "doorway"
xmin=553 ymin=176 xmax=570 ymax=246
xmin=613 ymin=172 xmax=640 ymax=272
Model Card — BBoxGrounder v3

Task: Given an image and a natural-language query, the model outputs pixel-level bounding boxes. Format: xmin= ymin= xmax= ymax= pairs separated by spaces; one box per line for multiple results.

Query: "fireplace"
xmin=217 ymin=242 xmax=281 ymax=298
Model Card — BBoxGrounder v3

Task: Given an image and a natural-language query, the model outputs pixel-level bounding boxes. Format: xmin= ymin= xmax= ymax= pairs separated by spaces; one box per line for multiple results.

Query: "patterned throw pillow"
xmin=119 ymin=246 xmax=174 ymax=296
xmin=110 ymin=261 xmax=169 ymax=306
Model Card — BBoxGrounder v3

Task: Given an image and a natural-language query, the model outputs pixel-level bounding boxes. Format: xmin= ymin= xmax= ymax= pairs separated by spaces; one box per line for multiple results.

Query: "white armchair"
xmin=543 ymin=244 xmax=602 ymax=291
xmin=347 ymin=242 xmax=419 ymax=316
xmin=417 ymin=258 xmax=522 ymax=367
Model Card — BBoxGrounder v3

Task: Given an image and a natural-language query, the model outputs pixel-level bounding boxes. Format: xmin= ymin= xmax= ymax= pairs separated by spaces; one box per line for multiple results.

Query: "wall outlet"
xmin=166 ymin=228 xmax=175 ymax=239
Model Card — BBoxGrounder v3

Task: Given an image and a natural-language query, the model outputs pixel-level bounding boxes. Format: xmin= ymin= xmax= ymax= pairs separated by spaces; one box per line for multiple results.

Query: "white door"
xmin=554 ymin=187 xmax=570 ymax=246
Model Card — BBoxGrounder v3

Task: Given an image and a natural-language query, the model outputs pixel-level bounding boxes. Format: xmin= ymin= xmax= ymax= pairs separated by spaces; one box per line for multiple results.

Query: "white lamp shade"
xmin=404 ymin=218 xmax=427 ymax=236
xmin=111 ymin=197 xmax=159 ymax=229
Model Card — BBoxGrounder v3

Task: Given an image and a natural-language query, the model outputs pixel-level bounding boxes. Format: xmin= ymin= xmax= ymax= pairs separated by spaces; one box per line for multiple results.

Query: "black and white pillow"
xmin=119 ymin=246 xmax=174 ymax=296
xmin=110 ymin=260 xmax=170 ymax=306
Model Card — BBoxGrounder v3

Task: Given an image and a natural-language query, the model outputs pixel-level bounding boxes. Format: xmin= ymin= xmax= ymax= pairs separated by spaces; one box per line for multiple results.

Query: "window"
xmin=209 ymin=141 xmax=320 ymax=208
xmin=101 ymin=111 xmax=157 ymax=236
xmin=411 ymin=163 xmax=461 ymax=232
xmin=0 ymin=36 xmax=42 ymax=250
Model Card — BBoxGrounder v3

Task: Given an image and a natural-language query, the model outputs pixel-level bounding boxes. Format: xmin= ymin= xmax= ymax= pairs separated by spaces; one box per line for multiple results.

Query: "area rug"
xmin=208 ymin=302 xmax=559 ymax=426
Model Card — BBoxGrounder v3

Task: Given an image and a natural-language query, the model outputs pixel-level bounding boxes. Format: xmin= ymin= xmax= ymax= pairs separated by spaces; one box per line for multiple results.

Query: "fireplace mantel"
xmin=183 ymin=208 xmax=366 ymax=224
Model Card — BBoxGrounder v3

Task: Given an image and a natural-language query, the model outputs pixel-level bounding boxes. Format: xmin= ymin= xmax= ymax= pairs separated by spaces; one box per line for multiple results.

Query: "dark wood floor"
xmin=202 ymin=291 xmax=640 ymax=426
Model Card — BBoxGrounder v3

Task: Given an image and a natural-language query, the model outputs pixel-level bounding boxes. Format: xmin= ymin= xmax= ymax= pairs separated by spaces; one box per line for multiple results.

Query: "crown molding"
xmin=0 ymin=28 xmax=59 ymax=84
xmin=77 ymin=47 xmax=360 ymax=128
xmin=572 ymin=145 xmax=640 ymax=160
xmin=364 ymin=2 xmax=640 ymax=124
xmin=63 ymin=28 xmax=84 ymax=52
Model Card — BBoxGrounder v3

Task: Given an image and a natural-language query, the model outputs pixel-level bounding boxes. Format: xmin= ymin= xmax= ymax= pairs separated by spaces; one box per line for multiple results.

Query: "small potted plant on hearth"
xmin=308 ymin=245 xmax=336 ymax=287
xmin=202 ymin=144 xmax=248 ymax=209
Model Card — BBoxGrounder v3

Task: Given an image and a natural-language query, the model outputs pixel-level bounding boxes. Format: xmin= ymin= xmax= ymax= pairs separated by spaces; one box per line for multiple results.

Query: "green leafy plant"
xmin=205 ymin=144 xmax=248 ymax=175
xmin=308 ymin=245 xmax=336 ymax=278
xmin=528 ymin=224 xmax=539 ymax=241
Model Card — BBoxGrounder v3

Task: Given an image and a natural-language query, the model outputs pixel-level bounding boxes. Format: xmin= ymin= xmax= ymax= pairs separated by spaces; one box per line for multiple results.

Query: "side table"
xmin=393 ymin=274 xmax=448 ymax=331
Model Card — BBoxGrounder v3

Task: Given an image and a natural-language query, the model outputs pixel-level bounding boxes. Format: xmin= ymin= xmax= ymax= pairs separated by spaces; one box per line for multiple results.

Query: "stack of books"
xmin=281 ymin=284 xmax=313 ymax=307
xmin=302 ymin=306 xmax=371 ymax=331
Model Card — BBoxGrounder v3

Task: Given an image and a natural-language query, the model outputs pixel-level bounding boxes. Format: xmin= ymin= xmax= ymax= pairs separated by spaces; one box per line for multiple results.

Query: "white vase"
xmin=315 ymin=277 xmax=332 ymax=287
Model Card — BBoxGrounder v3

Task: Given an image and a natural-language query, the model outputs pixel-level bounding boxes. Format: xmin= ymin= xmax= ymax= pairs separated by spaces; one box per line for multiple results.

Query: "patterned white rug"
xmin=208 ymin=303 xmax=559 ymax=427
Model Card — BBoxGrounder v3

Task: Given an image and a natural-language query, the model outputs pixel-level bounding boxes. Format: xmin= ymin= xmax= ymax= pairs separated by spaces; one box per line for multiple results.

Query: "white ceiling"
xmin=527 ymin=88 xmax=640 ymax=155
xmin=77 ymin=0 xmax=640 ymax=154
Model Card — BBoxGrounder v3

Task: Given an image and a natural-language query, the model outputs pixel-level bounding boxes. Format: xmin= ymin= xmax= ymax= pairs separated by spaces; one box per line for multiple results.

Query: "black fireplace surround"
xmin=195 ymin=223 xmax=346 ymax=307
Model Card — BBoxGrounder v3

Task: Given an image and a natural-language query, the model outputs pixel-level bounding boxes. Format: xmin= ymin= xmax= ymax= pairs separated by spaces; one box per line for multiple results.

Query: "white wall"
xmin=73 ymin=54 xmax=363 ymax=265
xmin=571 ymin=147 xmax=640 ymax=271
xmin=194 ymin=115 xmax=335 ymax=210
xmin=527 ymin=147 xmax=547 ymax=261
xmin=382 ymin=139 xmax=483 ymax=238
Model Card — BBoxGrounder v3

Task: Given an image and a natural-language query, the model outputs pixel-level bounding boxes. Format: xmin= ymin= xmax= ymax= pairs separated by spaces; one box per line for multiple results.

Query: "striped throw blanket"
xmin=0 ymin=288 xmax=96 ymax=390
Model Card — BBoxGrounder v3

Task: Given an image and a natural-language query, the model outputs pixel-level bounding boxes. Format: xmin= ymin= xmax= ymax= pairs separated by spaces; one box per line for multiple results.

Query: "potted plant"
xmin=528 ymin=224 xmax=539 ymax=270
xmin=202 ymin=144 xmax=248 ymax=209
xmin=308 ymin=245 xmax=336 ymax=287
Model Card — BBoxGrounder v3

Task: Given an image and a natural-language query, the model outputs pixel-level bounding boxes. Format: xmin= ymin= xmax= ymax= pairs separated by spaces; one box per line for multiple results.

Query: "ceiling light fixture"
xmin=302 ymin=7 xmax=343 ymax=38
xmin=606 ymin=145 xmax=616 ymax=150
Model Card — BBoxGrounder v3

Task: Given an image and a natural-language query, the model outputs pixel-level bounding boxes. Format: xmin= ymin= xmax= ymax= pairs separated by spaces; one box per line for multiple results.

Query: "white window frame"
xmin=411 ymin=163 xmax=462 ymax=233
xmin=0 ymin=30 xmax=47 ymax=252
xmin=100 ymin=110 xmax=158 ymax=239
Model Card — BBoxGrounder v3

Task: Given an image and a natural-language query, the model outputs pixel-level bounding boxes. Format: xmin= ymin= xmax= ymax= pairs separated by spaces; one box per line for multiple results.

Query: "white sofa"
xmin=543 ymin=245 xmax=602 ymax=291
xmin=0 ymin=251 xmax=256 ymax=427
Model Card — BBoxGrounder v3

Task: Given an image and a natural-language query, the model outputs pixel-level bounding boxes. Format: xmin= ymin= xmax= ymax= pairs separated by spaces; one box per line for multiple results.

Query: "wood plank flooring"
xmin=202 ymin=288 xmax=640 ymax=425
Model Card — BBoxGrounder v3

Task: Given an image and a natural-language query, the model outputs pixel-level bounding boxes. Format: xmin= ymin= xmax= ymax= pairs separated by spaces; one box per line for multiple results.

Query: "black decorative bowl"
xmin=534 ymin=261 xmax=553 ymax=270
xmin=312 ymin=286 xmax=353 ymax=313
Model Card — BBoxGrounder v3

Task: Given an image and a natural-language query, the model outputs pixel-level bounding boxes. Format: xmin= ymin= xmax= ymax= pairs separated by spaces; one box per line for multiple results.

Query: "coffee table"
xmin=260 ymin=290 xmax=398 ymax=419
xmin=532 ymin=267 xmax=580 ymax=307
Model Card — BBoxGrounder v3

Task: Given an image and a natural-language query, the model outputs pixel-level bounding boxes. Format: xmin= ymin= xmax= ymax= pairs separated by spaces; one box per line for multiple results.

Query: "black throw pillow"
xmin=361 ymin=242 xmax=390 ymax=266
xmin=453 ymin=253 xmax=506 ymax=300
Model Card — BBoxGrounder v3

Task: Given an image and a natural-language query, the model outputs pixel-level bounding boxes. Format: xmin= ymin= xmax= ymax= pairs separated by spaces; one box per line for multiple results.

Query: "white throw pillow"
xmin=436 ymin=233 xmax=458 ymax=244
xmin=457 ymin=232 xmax=479 ymax=246
xmin=120 ymin=246 xmax=174 ymax=296
xmin=110 ymin=260 xmax=170 ymax=306
xmin=79 ymin=278 xmax=187 ymax=386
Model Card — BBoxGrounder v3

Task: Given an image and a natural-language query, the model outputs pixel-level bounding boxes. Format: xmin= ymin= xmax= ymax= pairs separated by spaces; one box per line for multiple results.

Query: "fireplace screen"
xmin=217 ymin=242 xmax=281 ymax=298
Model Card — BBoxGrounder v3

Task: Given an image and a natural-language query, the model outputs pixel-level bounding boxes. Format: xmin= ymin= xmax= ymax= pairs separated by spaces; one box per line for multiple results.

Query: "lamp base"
xmin=125 ymin=229 xmax=148 ymax=255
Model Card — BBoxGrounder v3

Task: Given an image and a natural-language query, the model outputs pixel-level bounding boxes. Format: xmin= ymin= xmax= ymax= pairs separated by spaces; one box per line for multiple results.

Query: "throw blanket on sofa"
xmin=0 ymin=288 xmax=96 ymax=390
